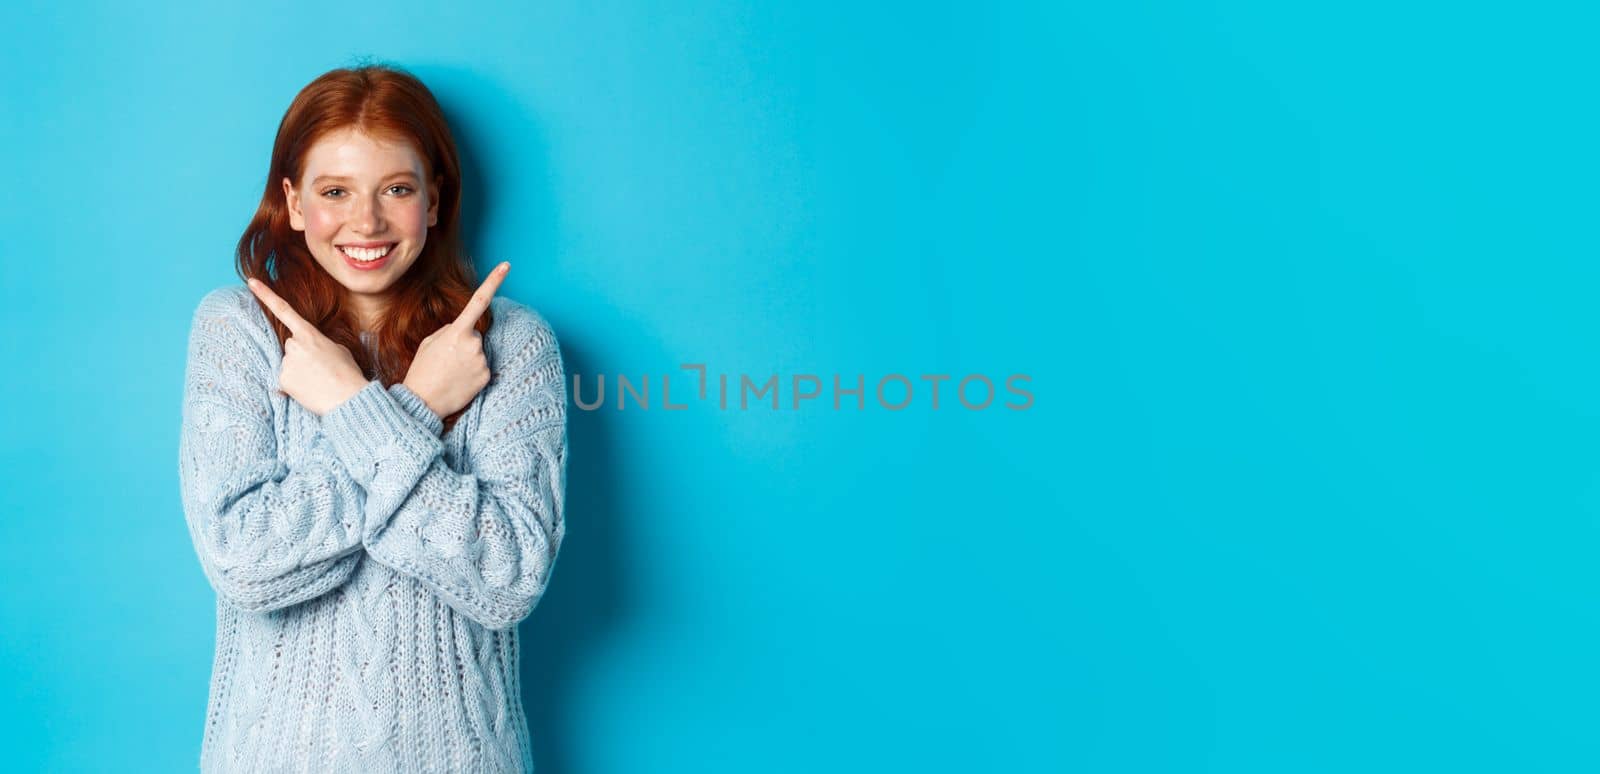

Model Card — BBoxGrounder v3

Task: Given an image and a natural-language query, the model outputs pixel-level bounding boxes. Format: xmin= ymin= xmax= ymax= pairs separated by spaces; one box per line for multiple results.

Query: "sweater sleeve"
xmin=388 ymin=382 xmax=445 ymax=437
xmin=318 ymin=310 xmax=567 ymax=631
xmin=177 ymin=289 xmax=367 ymax=614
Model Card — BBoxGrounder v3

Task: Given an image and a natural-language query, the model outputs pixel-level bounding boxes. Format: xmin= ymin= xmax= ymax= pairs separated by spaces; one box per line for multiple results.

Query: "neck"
xmin=346 ymin=293 xmax=386 ymax=333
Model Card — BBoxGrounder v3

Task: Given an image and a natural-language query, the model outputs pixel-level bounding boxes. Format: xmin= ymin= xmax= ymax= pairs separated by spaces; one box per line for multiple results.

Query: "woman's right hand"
xmin=403 ymin=262 xmax=510 ymax=420
xmin=246 ymin=277 xmax=370 ymax=417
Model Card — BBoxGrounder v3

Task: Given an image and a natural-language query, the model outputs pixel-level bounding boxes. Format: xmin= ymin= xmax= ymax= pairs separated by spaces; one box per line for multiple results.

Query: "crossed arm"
xmin=178 ymin=290 xmax=567 ymax=630
xmin=321 ymin=319 xmax=568 ymax=630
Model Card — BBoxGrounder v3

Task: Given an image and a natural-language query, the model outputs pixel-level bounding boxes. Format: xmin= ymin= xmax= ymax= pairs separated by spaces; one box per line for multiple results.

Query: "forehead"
xmin=301 ymin=128 xmax=425 ymax=178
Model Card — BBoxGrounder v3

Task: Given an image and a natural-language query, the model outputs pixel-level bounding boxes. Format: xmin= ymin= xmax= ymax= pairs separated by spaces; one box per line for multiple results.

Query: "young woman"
xmin=177 ymin=64 xmax=567 ymax=773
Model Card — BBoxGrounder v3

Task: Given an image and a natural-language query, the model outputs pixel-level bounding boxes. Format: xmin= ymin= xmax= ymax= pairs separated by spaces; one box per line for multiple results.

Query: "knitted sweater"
xmin=178 ymin=285 xmax=568 ymax=773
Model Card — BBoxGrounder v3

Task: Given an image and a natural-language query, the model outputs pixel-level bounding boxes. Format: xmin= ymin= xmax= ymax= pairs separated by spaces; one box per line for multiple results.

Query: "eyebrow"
xmin=311 ymin=171 xmax=419 ymax=185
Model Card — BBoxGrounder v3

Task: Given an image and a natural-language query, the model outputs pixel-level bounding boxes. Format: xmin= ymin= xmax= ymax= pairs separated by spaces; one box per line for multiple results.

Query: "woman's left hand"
xmin=247 ymin=277 xmax=369 ymax=416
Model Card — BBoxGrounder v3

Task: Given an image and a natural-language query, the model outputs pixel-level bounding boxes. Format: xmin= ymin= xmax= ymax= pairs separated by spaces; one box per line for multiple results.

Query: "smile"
xmin=338 ymin=242 xmax=396 ymax=270
xmin=338 ymin=242 xmax=395 ymax=259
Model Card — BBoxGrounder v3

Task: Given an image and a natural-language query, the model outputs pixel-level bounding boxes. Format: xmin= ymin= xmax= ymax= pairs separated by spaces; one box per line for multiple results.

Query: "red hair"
xmin=235 ymin=62 xmax=488 ymax=433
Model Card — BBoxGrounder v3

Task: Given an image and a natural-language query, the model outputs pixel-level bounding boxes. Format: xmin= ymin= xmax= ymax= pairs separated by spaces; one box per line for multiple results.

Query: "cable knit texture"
xmin=178 ymin=284 xmax=568 ymax=773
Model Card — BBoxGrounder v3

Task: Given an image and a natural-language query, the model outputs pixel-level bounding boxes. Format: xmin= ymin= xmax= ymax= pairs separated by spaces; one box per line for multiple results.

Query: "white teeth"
xmin=340 ymin=244 xmax=392 ymax=261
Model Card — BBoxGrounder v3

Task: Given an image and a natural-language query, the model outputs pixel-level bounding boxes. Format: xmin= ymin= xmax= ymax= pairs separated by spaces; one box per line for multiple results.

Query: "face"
xmin=282 ymin=127 xmax=441 ymax=324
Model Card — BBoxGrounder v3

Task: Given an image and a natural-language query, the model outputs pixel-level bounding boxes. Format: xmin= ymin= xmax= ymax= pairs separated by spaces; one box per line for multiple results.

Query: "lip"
xmin=338 ymin=243 xmax=396 ymax=271
xmin=337 ymin=240 xmax=398 ymax=249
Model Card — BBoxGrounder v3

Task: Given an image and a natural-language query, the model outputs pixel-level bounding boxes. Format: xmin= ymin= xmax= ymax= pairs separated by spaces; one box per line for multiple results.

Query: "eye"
xmin=388 ymin=185 xmax=415 ymax=196
xmin=320 ymin=188 xmax=345 ymax=198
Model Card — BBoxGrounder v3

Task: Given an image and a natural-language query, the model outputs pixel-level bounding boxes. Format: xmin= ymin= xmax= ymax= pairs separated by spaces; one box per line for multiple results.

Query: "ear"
xmin=282 ymin=176 xmax=305 ymax=231
xmin=427 ymin=175 xmax=442 ymax=228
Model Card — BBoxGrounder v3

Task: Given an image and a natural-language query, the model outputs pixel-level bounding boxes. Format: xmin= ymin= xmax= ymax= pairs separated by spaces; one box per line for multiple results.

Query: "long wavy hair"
xmin=236 ymin=63 xmax=488 ymax=434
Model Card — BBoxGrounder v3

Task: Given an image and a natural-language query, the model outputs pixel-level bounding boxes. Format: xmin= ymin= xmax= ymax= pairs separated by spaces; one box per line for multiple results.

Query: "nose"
xmin=352 ymin=191 xmax=386 ymax=234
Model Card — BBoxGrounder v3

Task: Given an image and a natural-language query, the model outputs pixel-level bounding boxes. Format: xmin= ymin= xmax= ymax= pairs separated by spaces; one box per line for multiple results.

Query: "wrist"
xmin=319 ymin=377 xmax=377 ymax=417
xmin=399 ymin=380 xmax=443 ymax=420
xmin=390 ymin=381 xmax=446 ymax=437
xmin=341 ymin=376 xmax=374 ymax=407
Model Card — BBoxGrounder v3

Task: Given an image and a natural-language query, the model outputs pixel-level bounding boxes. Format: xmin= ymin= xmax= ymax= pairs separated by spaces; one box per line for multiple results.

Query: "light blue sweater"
xmin=178 ymin=285 xmax=568 ymax=773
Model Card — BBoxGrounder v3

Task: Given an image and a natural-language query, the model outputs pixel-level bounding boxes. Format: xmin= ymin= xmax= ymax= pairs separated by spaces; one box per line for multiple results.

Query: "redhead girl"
xmin=178 ymin=64 xmax=566 ymax=773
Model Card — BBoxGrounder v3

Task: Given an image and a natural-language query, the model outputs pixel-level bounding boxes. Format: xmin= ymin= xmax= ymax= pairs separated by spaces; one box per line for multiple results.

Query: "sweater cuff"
xmin=322 ymin=379 xmax=443 ymax=490
xmin=388 ymin=382 xmax=444 ymax=436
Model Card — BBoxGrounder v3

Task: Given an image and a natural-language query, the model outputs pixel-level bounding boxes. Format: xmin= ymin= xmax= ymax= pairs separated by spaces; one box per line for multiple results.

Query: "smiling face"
xmin=282 ymin=127 xmax=441 ymax=329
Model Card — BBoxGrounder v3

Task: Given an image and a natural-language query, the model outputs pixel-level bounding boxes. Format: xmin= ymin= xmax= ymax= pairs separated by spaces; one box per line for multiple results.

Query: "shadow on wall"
xmin=428 ymin=66 xmax=626 ymax=774
xmin=520 ymin=335 xmax=623 ymax=774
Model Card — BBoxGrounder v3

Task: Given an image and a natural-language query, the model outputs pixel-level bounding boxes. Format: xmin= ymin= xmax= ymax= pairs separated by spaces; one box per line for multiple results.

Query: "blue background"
xmin=2 ymin=1 xmax=1595 ymax=771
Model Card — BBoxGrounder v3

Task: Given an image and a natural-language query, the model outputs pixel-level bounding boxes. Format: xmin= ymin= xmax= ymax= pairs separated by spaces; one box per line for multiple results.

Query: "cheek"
xmin=394 ymin=202 xmax=429 ymax=234
xmin=304 ymin=206 xmax=342 ymax=239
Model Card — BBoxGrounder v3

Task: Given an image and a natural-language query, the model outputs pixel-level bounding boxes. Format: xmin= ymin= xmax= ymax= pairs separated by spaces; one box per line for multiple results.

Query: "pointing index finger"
xmin=247 ymin=277 xmax=315 ymax=338
xmin=453 ymin=262 xmax=510 ymax=331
